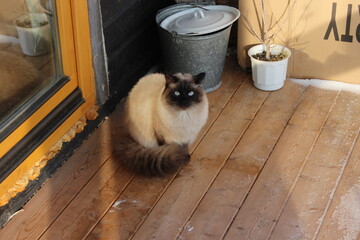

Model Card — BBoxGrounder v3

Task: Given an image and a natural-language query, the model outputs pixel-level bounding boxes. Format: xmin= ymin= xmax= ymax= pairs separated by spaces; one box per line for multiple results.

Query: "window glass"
xmin=0 ymin=0 xmax=63 ymax=123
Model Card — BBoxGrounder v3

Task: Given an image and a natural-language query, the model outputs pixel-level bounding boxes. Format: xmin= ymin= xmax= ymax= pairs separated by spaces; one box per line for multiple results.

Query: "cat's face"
xmin=163 ymin=72 xmax=206 ymax=109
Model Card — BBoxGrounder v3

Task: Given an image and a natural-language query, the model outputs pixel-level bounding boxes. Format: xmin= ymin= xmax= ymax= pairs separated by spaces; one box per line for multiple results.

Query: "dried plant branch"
xmin=242 ymin=0 xmax=297 ymax=59
xmin=268 ymin=0 xmax=296 ymax=42
xmin=259 ymin=0 xmax=270 ymax=59
xmin=241 ymin=12 xmax=263 ymax=42
xmin=268 ymin=0 xmax=292 ymax=32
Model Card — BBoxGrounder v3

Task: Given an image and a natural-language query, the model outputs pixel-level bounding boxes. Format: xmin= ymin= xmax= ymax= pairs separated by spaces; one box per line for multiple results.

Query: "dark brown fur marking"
xmin=117 ymin=134 xmax=190 ymax=177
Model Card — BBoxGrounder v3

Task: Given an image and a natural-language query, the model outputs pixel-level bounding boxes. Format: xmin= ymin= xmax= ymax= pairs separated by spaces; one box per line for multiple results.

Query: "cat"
xmin=0 ymin=51 xmax=38 ymax=118
xmin=117 ymin=72 xmax=209 ymax=176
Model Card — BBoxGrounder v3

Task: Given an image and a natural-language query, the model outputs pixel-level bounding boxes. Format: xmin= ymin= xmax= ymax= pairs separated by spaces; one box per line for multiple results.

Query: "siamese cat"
xmin=118 ymin=72 xmax=208 ymax=176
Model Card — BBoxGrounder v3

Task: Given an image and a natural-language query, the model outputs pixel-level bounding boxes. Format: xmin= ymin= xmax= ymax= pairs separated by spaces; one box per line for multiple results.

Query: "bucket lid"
xmin=160 ymin=5 xmax=240 ymax=35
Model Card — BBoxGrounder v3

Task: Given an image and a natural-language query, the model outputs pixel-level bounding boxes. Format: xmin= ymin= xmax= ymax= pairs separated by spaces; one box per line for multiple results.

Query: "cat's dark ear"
xmin=194 ymin=72 xmax=206 ymax=85
xmin=165 ymin=73 xmax=179 ymax=87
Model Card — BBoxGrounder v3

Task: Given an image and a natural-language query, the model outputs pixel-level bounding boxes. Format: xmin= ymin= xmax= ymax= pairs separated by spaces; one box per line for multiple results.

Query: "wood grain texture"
xmin=85 ymin=57 xmax=245 ymax=240
xmin=0 ymin=0 xmax=96 ymax=205
xmin=0 ymin=109 xmax=123 ymax=240
xmin=0 ymin=45 xmax=54 ymax=119
xmin=0 ymin=43 xmax=11 ymax=50
xmin=2 ymin=56 xmax=360 ymax=240
xmin=317 ymin=129 xmax=360 ymax=240
xmin=268 ymin=91 xmax=360 ymax=240
xmin=39 ymin=156 xmax=133 ymax=240
xmin=130 ymin=77 xmax=269 ymax=240
xmin=179 ymin=79 xmax=308 ymax=240
xmin=71 ymin=0 xmax=96 ymax=101
xmin=223 ymin=85 xmax=339 ymax=240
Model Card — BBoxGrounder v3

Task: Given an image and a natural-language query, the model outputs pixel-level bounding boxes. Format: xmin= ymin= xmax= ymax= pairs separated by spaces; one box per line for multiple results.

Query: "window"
xmin=0 ymin=0 xmax=96 ymax=205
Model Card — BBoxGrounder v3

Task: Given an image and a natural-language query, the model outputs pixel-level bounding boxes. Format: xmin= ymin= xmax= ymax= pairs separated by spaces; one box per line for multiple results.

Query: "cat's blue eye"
xmin=174 ymin=91 xmax=180 ymax=96
xmin=188 ymin=91 xmax=194 ymax=96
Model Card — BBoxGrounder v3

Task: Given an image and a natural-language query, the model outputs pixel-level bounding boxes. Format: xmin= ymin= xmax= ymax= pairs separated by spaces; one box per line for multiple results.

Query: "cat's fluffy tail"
xmin=117 ymin=137 xmax=190 ymax=177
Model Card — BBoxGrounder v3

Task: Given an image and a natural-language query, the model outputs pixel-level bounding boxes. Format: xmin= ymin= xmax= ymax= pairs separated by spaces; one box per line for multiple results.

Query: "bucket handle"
xmin=156 ymin=3 xmax=212 ymax=20
xmin=185 ymin=3 xmax=212 ymax=11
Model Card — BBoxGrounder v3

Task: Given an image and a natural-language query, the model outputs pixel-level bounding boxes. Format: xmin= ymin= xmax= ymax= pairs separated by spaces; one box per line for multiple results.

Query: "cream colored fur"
xmin=126 ymin=73 xmax=208 ymax=148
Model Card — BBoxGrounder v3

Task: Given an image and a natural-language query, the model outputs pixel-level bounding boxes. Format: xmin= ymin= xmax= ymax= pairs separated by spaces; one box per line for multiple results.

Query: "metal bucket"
xmin=156 ymin=4 xmax=232 ymax=93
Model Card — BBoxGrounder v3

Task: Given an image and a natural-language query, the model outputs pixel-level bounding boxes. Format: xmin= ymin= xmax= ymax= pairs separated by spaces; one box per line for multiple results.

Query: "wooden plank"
xmin=86 ymin=174 xmax=175 ymax=240
xmin=129 ymin=78 xmax=269 ymax=240
xmin=316 ymin=135 xmax=360 ymax=240
xmin=178 ymin=80 xmax=308 ymax=240
xmin=0 ymin=48 xmax=52 ymax=119
xmin=85 ymin=57 xmax=245 ymax=240
xmin=5 ymin=44 xmax=52 ymax=70
xmin=221 ymin=86 xmax=338 ymax=240
xmin=203 ymin=56 xmax=248 ymax=132
xmin=3 ymin=45 xmax=53 ymax=86
xmin=0 ymin=0 xmax=80 ymax=159
xmin=39 ymin=156 xmax=133 ymax=240
xmin=268 ymin=91 xmax=360 ymax=240
xmin=0 ymin=43 xmax=11 ymax=50
xmin=0 ymin=108 xmax=123 ymax=240
xmin=71 ymin=0 xmax=96 ymax=101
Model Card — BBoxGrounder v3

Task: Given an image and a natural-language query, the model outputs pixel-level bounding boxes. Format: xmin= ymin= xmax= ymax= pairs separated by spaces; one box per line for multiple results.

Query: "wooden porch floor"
xmin=1 ymin=56 xmax=360 ymax=240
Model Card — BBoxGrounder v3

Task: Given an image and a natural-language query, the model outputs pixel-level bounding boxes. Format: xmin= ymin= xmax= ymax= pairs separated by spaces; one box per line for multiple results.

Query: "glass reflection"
xmin=0 ymin=0 xmax=62 ymax=123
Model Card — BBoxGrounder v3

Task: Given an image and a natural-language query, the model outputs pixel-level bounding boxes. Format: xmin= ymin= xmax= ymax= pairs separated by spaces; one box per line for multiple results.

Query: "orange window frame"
xmin=0 ymin=0 xmax=96 ymax=199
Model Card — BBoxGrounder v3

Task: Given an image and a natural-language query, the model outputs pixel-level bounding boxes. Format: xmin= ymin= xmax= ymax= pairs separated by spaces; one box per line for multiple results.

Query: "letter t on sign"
xmin=341 ymin=4 xmax=353 ymax=42
xmin=324 ymin=2 xmax=339 ymax=41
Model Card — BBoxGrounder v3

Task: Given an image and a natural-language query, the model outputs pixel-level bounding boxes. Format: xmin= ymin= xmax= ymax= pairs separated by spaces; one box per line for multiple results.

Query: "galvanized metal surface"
xmin=156 ymin=4 xmax=231 ymax=93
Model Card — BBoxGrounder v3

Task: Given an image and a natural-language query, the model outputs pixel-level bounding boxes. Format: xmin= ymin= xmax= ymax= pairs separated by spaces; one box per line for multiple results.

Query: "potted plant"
xmin=14 ymin=0 xmax=50 ymax=56
xmin=242 ymin=0 xmax=294 ymax=91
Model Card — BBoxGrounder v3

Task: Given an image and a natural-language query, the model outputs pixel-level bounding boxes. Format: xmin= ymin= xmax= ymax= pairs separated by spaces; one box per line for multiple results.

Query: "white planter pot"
xmin=15 ymin=13 xmax=50 ymax=56
xmin=248 ymin=44 xmax=291 ymax=91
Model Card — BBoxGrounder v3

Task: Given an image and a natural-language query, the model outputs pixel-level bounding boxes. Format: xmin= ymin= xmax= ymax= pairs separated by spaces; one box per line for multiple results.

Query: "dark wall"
xmin=100 ymin=0 xmax=174 ymax=100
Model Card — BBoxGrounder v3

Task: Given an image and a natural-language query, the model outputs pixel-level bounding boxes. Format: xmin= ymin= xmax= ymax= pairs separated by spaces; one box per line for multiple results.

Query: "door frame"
xmin=0 ymin=0 xmax=96 ymax=207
